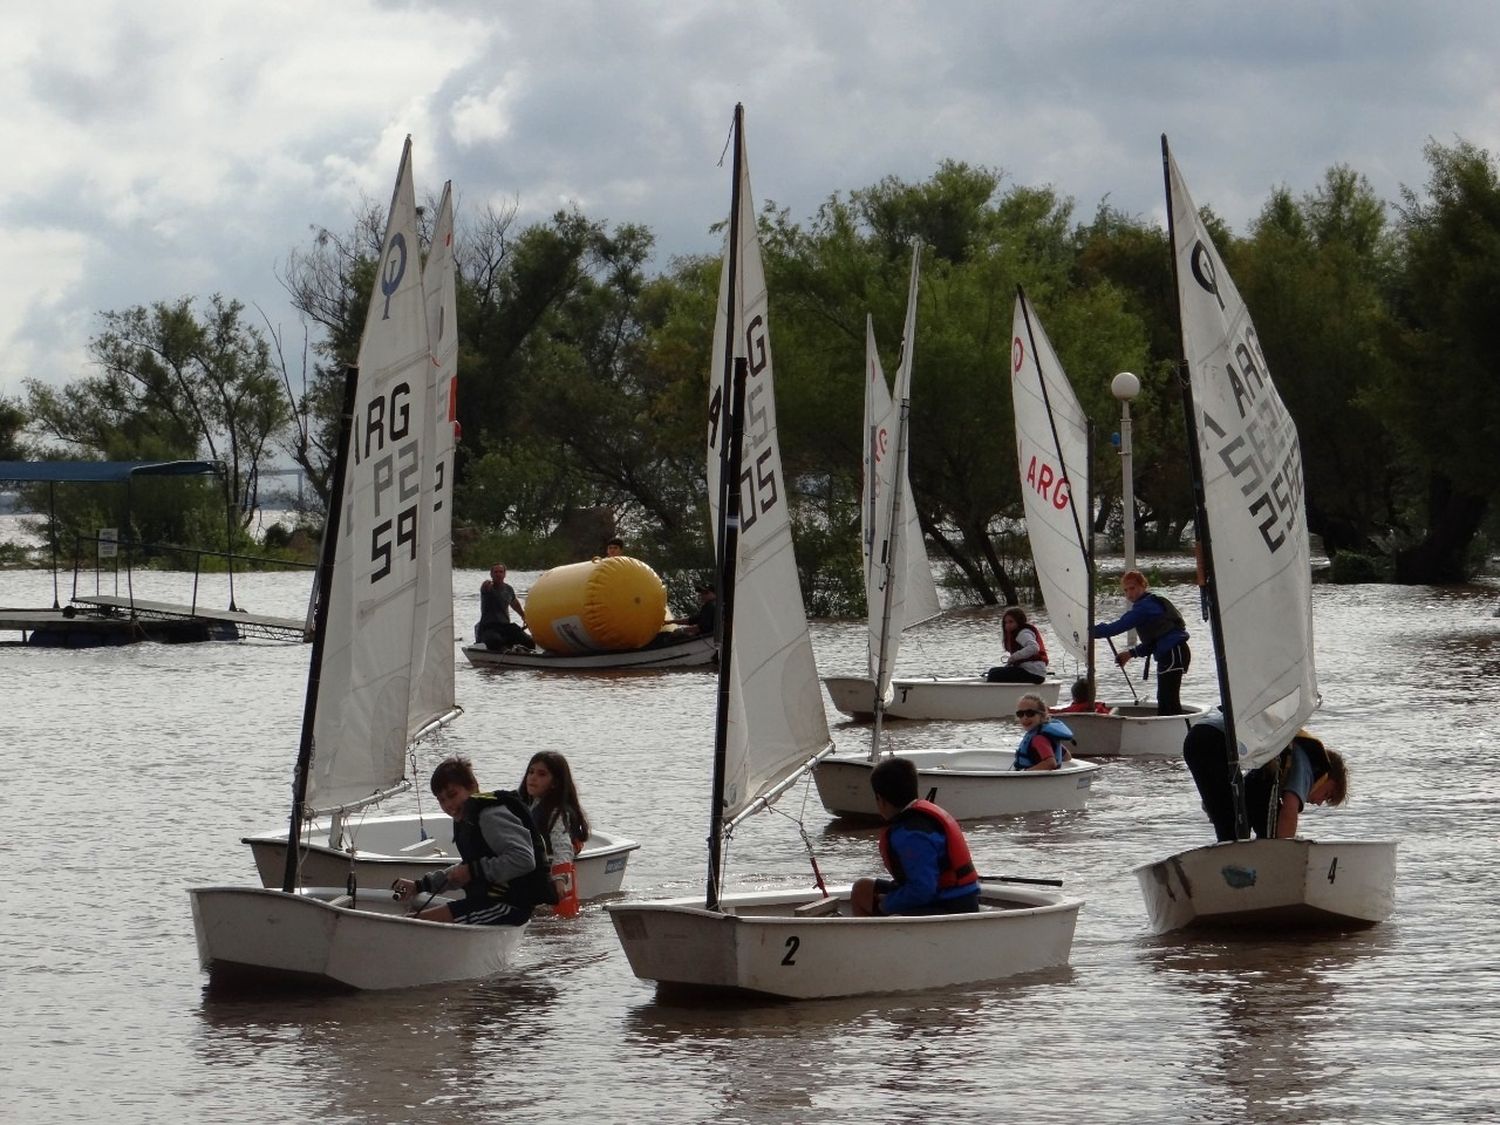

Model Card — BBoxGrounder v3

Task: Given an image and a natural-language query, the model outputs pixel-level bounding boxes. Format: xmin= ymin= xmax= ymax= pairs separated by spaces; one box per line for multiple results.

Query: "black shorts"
xmin=447 ymin=896 xmax=531 ymax=927
xmin=875 ymin=880 xmax=981 ymax=916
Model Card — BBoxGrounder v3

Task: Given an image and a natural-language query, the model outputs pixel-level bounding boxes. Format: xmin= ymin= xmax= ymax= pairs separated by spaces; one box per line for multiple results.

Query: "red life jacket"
xmin=1008 ymin=625 xmax=1049 ymax=666
xmin=878 ymin=799 xmax=979 ymax=890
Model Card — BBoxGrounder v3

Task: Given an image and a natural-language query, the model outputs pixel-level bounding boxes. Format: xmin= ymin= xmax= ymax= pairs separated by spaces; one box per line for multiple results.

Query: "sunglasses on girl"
xmin=1016 ymin=708 xmax=1041 ymax=718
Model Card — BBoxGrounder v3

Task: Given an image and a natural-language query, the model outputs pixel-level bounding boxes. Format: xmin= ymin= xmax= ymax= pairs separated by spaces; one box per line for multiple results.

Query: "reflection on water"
xmin=1141 ymin=932 xmax=1395 ymax=1122
xmin=2 ymin=571 xmax=1499 ymax=1121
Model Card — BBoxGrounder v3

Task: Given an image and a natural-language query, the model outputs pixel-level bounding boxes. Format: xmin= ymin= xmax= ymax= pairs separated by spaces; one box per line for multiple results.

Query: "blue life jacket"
xmin=1014 ymin=719 xmax=1076 ymax=770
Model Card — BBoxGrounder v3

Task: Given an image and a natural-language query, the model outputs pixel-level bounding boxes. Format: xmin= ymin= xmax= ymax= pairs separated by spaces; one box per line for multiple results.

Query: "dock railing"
xmin=68 ymin=534 xmax=316 ymax=641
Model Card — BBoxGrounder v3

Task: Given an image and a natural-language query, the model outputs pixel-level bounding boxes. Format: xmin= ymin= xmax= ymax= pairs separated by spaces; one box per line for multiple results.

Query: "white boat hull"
xmin=1059 ymin=702 xmax=1212 ymax=759
xmin=188 ymin=886 xmax=524 ymax=990
xmin=462 ymin=636 xmax=717 ymax=670
xmin=814 ymin=751 xmax=1100 ymax=821
xmin=823 ymin=675 xmax=1060 ymax=721
xmin=1133 ymin=837 xmax=1398 ymax=934
xmin=243 ymin=817 xmax=638 ymax=902
xmin=607 ymin=884 xmax=1080 ymax=999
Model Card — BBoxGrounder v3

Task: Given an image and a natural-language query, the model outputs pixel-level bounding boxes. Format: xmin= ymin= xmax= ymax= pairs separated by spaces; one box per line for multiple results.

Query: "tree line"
xmin=5 ymin=137 xmax=1498 ymax=602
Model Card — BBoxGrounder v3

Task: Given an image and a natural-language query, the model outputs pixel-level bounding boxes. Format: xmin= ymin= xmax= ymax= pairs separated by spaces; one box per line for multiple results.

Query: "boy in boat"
xmin=392 ymin=757 xmax=553 ymax=925
xmin=1054 ymin=678 xmax=1112 ymax=714
xmin=475 ymin=563 xmax=535 ymax=651
xmin=1182 ymin=713 xmax=1349 ymax=841
xmin=1090 ymin=570 xmax=1191 ymax=715
xmin=603 ymin=537 xmax=625 ymax=557
xmin=851 ymin=757 xmax=981 ymax=917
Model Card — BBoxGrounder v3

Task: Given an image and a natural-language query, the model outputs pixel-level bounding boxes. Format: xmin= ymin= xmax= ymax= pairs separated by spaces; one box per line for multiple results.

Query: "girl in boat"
xmin=520 ymin=751 xmax=591 ymax=910
xmin=1090 ymin=570 xmax=1191 ymax=715
xmin=1012 ymin=694 xmax=1076 ymax=771
xmin=985 ymin=606 xmax=1049 ymax=684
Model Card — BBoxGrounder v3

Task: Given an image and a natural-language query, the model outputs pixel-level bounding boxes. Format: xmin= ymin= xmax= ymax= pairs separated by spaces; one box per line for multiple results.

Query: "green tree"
xmin=1236 ymin=168 xmax=1403 ymax=556
xmin=761 ymin=168 xmax=1155 ymax=607
xmin=1381 ymin=139 xmax=1500 ymax=581
xmin=279 ymin=198 xmax=409 ymax=508
xmin=1072 ymin=204 xmax=1195 ymax=548
xmin=24 ymin=295 xmax=287 ymax=533
xmin=0 ymin=396 xmax=27 ymax=459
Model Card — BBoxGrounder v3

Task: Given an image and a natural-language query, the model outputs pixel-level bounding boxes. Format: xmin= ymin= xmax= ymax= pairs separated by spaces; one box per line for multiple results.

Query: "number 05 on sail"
xmin=607 ymin=107 xmax=1081 ymax=1000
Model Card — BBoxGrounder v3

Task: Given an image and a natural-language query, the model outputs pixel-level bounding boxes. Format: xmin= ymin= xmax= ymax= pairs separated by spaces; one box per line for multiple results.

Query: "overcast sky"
xmin=4 ymin=0 xmax=1497 ymax=401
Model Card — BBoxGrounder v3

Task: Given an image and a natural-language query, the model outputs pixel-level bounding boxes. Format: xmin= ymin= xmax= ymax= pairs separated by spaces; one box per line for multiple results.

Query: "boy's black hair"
xmin=870 ymin=756 xmax=919 ymax=807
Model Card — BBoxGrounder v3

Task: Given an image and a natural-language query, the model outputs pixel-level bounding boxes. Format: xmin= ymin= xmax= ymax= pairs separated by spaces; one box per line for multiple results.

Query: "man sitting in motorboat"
xmin=667 ymin=583 xmax=718 ymax=639
xmin=851 ymin=757 xmax=981 ymax=917
xmin=1012 ymin=694 xmax=1076 ymax=770
xmin=392 ymin=757 xmax=554 ymax=926
xmin=1182 ymin=713 xmax=1350 ymax=841
xmin=475 ymin=563 xmax=535 ymax=651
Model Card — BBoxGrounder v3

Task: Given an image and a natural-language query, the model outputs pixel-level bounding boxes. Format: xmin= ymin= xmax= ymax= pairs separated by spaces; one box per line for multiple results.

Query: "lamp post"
xmin=1111 ymin=371 xmax=1141 ymax=576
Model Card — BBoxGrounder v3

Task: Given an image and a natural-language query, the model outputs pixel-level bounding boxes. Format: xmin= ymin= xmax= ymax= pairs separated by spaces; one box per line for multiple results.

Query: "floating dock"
xmin=1 ymin=598 xmax=308 ymax=646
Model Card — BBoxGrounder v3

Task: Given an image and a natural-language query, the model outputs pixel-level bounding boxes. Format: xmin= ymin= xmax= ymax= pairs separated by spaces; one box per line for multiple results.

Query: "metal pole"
xmin=706 ymin=103 xmax=746 ymax=914
xmin=1111 ymin=371 xmax=1140 ymax=576
xmin=1112 ymin=371 xmax=1142 ymax=656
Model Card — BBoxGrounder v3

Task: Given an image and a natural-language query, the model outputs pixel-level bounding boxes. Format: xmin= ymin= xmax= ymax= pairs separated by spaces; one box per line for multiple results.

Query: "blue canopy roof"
xmin=0 ymin=460 xmax=223 ymax=484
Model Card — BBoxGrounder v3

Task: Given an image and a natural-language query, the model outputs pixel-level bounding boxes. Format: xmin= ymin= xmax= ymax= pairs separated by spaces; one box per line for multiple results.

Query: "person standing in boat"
xmin=1182 ymin=714 xmax=1349 ymax=841
xmin=851 ymin=757 xmax=981 ymax=917
xmin=603 ymin=538 xmax=625 ymax=558
xmin=475 ymin=563 xmax=535 ymax=650
xmin=1090 ymin=570 xmax=1190 ymax=715
xmin=1012 ymin=694 xmax=1076 ymax=770
xmin=392 ymin=757 xmax=553 ymax=926
xmin=985 ymin=606 xmax=1049 ymax=684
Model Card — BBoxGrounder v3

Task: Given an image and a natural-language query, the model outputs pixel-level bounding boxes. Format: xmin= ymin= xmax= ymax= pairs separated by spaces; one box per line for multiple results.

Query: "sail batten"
xmin=1165 ymin=141 xmax=1317 ymax=769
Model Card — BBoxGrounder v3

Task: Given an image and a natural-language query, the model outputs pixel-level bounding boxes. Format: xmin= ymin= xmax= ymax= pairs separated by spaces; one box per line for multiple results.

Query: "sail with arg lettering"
xmin=310 ymin=140 xmax=438 ymax=813
xmin=1166 ymin=143 xmax=1317 ymax=770
xmin=703 ymin=111 xmax=830 ymax=819
xmin=1011 ymin=288 xmax=1091 ymax=666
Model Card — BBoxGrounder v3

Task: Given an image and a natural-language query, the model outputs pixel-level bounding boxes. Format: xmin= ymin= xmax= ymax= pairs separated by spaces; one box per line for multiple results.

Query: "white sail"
xmin=1166 ymin=142 xmax=1317 ymax=768
xmin=310 ymin=137 xmax=434 ymax=812
xmin=864 ymin=248 xmax=940 ymax=691
xmin=409 ymin=181 xmax=459 ymax=733
xmin=1011 ymin=290 xmax=1091 ymax=664
xmin=863 ymin=317 xmax=899 ymax=690
xmin=706 ymin=112 xmax=831 ymax=819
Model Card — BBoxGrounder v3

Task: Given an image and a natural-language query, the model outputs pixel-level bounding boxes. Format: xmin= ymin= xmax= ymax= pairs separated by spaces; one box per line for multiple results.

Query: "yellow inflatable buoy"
xmin=524 ymin=557 xmax=669 ymax=654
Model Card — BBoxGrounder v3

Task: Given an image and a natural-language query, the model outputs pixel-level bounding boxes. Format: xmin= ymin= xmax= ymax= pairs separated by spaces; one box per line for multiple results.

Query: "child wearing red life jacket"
xmin=1053 ymin=678 xmax=1112 ymax=714
xmin=851 ymin=757 xmax=981 ymax=917
xmin=985 ymin=605 xmax=1049 ymax=684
